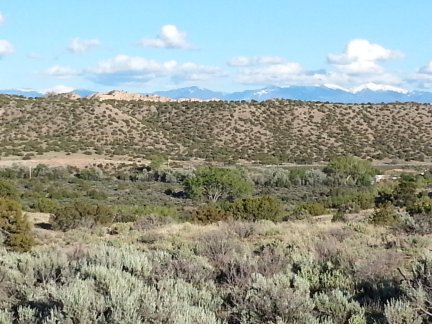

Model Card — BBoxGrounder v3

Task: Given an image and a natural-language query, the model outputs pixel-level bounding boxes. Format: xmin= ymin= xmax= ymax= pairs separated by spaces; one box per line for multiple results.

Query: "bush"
xmin=407 ymin=196 xmax=432 ymax=215
xmin=184 ymin=167 xmax=253 ymax=202
xmin=324 ymin=156 xmax=377 ymax=186
xmin=314 ymin=290 xmax=366 ymax=323
xmin=370 ymin=204 xmax=401 ymax=226
xmin=0 ymin=198 xmax=34 ymax=252
xmin=50 ymin=201 xmax=114 ymax=231
xmin=393 ymin=179 xmax=418 ymax=208
xmin=384 ymin=299 xmax=422 ymax=324
xmin=192 ymin=206 xmax=232 ymax=224
xmin=292 ymin=202 xmax=328 ymax=218
xmin=133 ymin=215 xmax=174 ymax=230
xmin=399 ymin=252 xmax=432 ymax=321
xmin=86 ymin=188 xmax=108 ymax=200
xmin=326 ymin=188 xmax=375 ymax=211
xmin=35 ymin=197 xmax=59 ymax=213
xmin=332 ymin=210 xmax=348 ymax=223
xmin=238 ymin=273 xmax=316 ymax=323
xmin=225 ymin=196 xmax=284 ymax=222
xmin=76 ymin=168 xmax=104 ymax=181
xmin=0 ymin=179 xmax=18 ymax=200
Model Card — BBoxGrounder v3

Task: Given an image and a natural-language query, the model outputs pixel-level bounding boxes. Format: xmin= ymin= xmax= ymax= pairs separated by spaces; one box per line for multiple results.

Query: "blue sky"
xmin=1 ymin=0 xmax=432 ymax=93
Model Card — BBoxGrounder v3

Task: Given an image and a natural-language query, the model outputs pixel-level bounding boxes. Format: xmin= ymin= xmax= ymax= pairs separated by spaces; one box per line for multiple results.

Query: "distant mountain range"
xmin=2 ymin=86 xmax=432 ymax=103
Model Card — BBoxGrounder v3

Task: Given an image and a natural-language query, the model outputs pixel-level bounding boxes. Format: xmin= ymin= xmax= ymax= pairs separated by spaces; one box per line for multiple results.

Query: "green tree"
xmin=324 ymin=156 xmax=378 ymax=186
xmin=184 ymin=167 xmax=253 ymax=202
xmin=0 ymin=198 xmax=34 ymax=252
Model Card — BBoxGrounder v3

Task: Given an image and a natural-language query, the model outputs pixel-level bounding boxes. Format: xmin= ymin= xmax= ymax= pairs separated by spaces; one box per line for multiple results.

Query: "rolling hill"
xmin=0 ymin=95 xmax=431 ymax=163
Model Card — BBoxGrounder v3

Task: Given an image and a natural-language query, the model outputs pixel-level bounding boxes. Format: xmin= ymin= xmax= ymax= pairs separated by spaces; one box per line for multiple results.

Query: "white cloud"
xmin=230 ymin=40 xmax=407 ymax=92
xmin=88 ymin=55 xmax=224 ymax=86
xmin=327 ymin=39 xmax=403 ymax=75
xmin=68 ymin=37 xmax=101 ymax=54
xmin=43 ymin=85 xmax=75 ymax=94
xmin=228 ymin=56 xmax=286 ymax=67
xmin=0 ymin=12 xmax=5 ymax=25
xmin=352 ymin=82 xmax=408 ymax=94
xmin=406 ymin=61 xmax=432 ymax=89
xmin=44 ymin=65 xmax=78 ymax=78
xmin=0 ymin=40 xmax=14 ymax=57
xmin=419 ymin=61 xmax=432 ymax=75
xmin=138 ymin=25 xmax=194 ymax=50
xmin=236 ymin=62 xmax=304 ymax=85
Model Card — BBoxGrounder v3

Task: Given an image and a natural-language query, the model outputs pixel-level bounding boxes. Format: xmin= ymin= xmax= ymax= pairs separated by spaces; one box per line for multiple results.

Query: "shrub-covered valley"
xmin=0 ymin=95 xmax=432 ymax=323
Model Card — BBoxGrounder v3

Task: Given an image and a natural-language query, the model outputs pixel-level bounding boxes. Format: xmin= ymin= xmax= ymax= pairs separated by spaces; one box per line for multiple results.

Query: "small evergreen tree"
xmin=0 ymin=198 xmax=34 ymax=252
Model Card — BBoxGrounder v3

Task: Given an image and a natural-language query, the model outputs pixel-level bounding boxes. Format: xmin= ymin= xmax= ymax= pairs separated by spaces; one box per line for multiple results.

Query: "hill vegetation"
xmin=1 ymin=93 xmax=432 ymax=322
xmin=0 ymin=96 xmax=431 ymax=163
xmin=0 ymin=157 xmax=431 ymax=322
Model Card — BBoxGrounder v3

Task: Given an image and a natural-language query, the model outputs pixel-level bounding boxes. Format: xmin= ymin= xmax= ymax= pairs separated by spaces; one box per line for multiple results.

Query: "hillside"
xmin=0 ymin=95 xmax=431 ymax=163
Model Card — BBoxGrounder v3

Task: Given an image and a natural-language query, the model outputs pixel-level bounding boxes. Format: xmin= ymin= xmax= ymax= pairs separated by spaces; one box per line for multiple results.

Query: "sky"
xmin=1 ymin=0 xmax=432 ymax=94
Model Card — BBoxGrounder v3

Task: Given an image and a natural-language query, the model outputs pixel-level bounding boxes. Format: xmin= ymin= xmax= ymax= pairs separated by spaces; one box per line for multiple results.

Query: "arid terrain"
xmin=0 ymin=95 xmax=431 ymax=164
xmin=1 ymin=94 xmax=432 ymax=323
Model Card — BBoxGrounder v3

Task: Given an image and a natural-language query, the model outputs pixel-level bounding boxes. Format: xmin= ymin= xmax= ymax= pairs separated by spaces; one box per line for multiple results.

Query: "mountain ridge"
xmin=1 ymin=85 xmax=432 ymax=103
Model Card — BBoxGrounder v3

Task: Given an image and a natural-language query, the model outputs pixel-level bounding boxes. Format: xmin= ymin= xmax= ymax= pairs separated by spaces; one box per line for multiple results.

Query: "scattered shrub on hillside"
xmin=50 ymin=201 xmax=114 ymax=231
xmin=0 ymin=198 xmax=34 ymax=252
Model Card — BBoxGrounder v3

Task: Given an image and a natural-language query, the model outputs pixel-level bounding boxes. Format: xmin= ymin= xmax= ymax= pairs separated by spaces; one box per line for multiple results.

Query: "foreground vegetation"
xmin=0 ymin=156 xmax=431 ymax=323
xmin=1 ymin=96 xmax=431 ymax=163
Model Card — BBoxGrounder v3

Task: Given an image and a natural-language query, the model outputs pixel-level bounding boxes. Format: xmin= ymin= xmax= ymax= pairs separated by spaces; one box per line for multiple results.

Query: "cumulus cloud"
xmin=327 ymin=39 xmax=403 ymax=74
xmin=0 ymin=40 xmax=14 ymax=57
xmin=43 ymin=85 xmax=75 ymax=94
xmin=88 ymin=55 xmax=224 ymax=86
xmin=229 ymin=55 xmax=325 ymax=86
xmin=44 ymin=65 xmax=78 ymax=78
xmin=229 ymin=39 xmax=407 ymax=92
xmin=228 ymin=56 xmax=286 ymax=67
xmin=0 ymin=12 xmax=5 ymax=25
xmin=138 ymin=25 xmax=194 ymax=50
xmin=68 ymin=37 xmax=101 ymax=54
